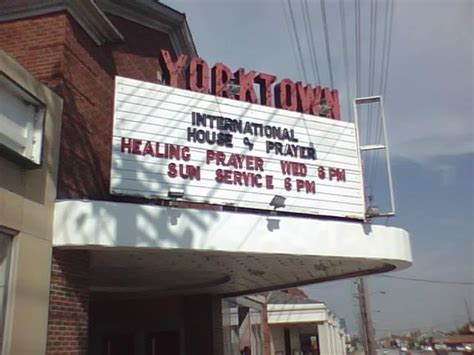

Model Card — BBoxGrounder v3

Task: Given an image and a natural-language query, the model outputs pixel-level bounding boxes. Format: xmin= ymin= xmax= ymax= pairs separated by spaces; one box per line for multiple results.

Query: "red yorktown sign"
xmin=160 ymin=49 xmax=341 ymax=120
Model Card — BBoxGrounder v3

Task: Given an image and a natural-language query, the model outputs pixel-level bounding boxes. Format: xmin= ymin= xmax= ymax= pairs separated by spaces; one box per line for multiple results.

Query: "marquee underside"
xmin=53 ymin=200 xmax=412 ymax=296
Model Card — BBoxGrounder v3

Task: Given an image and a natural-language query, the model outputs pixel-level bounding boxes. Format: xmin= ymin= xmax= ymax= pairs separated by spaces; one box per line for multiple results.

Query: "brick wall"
xmin=0 ymin=13 xmax=67 ymax=87
xmin=46 ymin=250 xmax=90 ymax=355
xmin=0 ymin=9 xmax=212 ymax=354
xmin=0 ymin=11 xmax=180 ymax=202
xmin=58 ymin=13 xmax=178 ymax=200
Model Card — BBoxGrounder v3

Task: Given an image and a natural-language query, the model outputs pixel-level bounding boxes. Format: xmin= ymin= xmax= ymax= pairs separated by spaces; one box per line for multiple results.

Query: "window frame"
xmin=0 ymin=227 xmax=17 ymax=355
xmin=0 ymin=72 xmax=46 ymax=168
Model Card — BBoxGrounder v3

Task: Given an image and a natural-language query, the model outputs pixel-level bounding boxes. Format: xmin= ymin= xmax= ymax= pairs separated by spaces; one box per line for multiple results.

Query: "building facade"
xmin=0 ymin=1 xmax=412 ymax=354
xmin=266 ymin=291 xmax=347 ymax=355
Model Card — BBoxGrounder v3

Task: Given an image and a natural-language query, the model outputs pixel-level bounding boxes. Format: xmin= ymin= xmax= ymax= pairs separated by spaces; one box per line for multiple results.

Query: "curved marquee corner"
xmin=53 ymin=200 xmax=412 ymax=296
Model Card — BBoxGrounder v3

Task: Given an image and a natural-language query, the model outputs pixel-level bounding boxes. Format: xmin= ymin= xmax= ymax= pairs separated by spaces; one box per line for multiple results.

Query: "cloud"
xmin=390 ymin=127 xmax=474 ymax=161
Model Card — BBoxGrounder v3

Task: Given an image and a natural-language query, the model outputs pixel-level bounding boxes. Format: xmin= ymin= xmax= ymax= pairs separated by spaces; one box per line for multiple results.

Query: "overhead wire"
xmin=302 ymin=0 xmax=322 ymax=84
xmin=281 ymin=0 xmax=304 ymax=80
xmin=377 ymin=275 xmax=474 ymax=286
xmin=320 ymin=0 xmax=335 ymax=88
xmin=287 ymin=0 xmax=309 ymax=82
xmin=283 ymin=0 xmax=394 ymax=207
xmin=383 ymin=0 xmax=395 ymax=98
xmin=339 ymin=0 xmax=353 ymax=122
xmin=369 ymin=0 xmax=379 ymax=97
xmin=364 ymin=0 xmax=377 ymax=199
xmin=355 ymin=0 xmax=361 ymax=97
xmin=368 ymin=0 xmax=378 ymax=132
xmin=366 ymin=0 xmax=382 ymax=191
xmin=369 ymin=0 xmax=395 ymax=188
xmin=355 ymin=0 xmax=370 ymax=199
xmin=281 ymin=0 xmax=315 ymax=148
xmin=300 ymin=0 xmax=318 ymax=84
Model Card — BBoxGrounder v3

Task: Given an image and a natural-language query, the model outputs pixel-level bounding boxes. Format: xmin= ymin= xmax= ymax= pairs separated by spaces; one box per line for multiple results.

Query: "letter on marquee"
xmin=160 ymin=49 xmax=188 ymax=88
xmin=275 ymin=78 xmax=297 ymax=111
xmin=255 ymin=72 xmax=276 ymax=106
xmin=234 ymin=68 xmax=258 ymax=103
xmin=322 ymin=88 xmax=341 ymax=120
xmin=211 ymin=63 xmax=235 ymax=99
xmin=296 ymin=82 xmax=315 ymax=114
xmin=187 ymin=57 xmax=210 ymax=93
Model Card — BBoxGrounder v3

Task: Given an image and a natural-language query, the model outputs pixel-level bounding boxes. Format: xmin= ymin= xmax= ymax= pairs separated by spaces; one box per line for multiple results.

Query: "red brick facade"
xmin=57 ymin=14 xmax=178 ymax=201
xmin=0 ymin=13 xmax=67 ymax=87
xmin=0 ymin=10 xmax=185 ymax=354
xmin=0 ymin=11 xmax=179 ymax=201
xmin=46 ymin=250 xmax=90 ymax=355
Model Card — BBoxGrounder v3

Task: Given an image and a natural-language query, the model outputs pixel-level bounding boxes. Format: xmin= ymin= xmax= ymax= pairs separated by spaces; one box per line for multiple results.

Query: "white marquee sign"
xmin=111 ymin=76 xmax=365 ymax=219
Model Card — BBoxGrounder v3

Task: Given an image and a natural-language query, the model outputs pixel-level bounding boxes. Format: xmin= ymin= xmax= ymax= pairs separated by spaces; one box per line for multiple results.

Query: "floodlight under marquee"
xmin=168 ymin=188 xmax=185 ymax=199
xmin=269 ymin=195 xmax=286 ymax=209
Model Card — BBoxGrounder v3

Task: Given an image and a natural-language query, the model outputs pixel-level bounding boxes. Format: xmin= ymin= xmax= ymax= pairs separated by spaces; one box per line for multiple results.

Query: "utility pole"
xmin=465 ymin=298 xmax=472 ymax=324
xmin=357 ymin=277 xmax=377 ymax=355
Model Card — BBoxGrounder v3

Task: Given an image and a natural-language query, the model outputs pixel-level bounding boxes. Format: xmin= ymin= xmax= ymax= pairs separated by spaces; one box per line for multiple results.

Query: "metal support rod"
xmin=353 ymin=95 xmax=396 ymax=218
xmin=379 ymin=97 xmax=396 ymax=215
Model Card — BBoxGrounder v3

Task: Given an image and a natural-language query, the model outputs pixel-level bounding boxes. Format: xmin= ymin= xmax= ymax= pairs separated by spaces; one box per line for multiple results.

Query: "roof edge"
xmin=0 ymin=0 xmax=124 ymax=46
xmin=95 ymin=0 xmax=198 ymax=57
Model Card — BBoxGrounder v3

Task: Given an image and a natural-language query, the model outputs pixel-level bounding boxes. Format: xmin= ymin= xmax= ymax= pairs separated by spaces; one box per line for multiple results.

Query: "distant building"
xmin=222 ymin=290 xmax=348 ymax=355
xmin=266 ymin=290 xmax=348 ymax=355
xmin=433 ymin=334 xmax=474 ymax=352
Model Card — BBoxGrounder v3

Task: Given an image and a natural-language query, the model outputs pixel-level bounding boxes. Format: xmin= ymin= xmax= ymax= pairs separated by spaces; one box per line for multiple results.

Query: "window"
xmin=0 ymin=73 xmax=45 ymax=167
xmin=0 ymin=233 xmax=12 ymax=352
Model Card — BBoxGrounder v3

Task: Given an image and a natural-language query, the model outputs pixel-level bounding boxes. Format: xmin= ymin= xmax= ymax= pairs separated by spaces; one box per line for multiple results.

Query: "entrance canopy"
xmin=53 ymin=200 xmax=412 ymax=296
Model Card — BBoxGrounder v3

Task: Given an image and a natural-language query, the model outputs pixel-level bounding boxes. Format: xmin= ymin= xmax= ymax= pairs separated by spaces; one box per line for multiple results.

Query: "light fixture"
xmin=168 ymin=187 xmax=185 ymax=199
xmin=228 ymin=81 xmax=240 ymax=96
xmin=365 ymin=205 xmax=380 ymax=218
xmin=270 ymin=195 xmax=286 ymax=209
xmin=320 ymin=103 xmax=331 ymax=117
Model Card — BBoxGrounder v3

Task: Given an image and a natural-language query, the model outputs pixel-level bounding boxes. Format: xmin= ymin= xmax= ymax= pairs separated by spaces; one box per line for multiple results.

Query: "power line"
xmin=287 ymin=0 xmax=308 ymax=82
xmin=369 ymin=0 xmax=379 ymax=97
xmin=339 ymin=0 xmax=353 ymax=122
xmin=382 ymin=0 xmax=395 ymax=98
xmin=369 ymin=0 xmax=395 ymax=187
xmin=366 ymin=0 xmax=378 ymax=145
xmin=302 ymin=0 xmax=322 ymax=84
xmin=377 ymin=275 xmax=474 ymax=286
xmin=281 ymin=0 xmax=304 ymax=80
xmin=378 ymin=0 xmax=392 ymax=97
xmin=365 ymin=0 xmax=377 ymax=170
xmin=355 ymin=0 xmax=361 ymax=97
xmin=300 ymin=0 xmax=317 ymax=83
xmin=320 ymin=0 xmax=334 ymax=88
xmin=368 ymin=0 xmax=391 ymax=186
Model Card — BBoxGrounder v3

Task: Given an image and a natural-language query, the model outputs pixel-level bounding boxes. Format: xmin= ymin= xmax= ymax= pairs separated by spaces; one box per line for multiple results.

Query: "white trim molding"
xmin=267 ymin=303 xmax=328 ymax=324
xmin=53 ymin=200 xmax=412 ymax=264
xmin=53 ymin=200 xmax=412 ymax=296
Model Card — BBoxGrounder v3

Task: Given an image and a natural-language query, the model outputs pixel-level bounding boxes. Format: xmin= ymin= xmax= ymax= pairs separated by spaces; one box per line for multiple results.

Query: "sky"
xmin=163 ymin=0 xmax=473 ymax=336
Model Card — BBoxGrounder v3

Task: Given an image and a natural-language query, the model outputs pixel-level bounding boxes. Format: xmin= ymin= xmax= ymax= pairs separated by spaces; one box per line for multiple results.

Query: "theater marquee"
xmin=111 ymin=76 xmax=365 ymax=219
